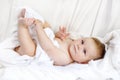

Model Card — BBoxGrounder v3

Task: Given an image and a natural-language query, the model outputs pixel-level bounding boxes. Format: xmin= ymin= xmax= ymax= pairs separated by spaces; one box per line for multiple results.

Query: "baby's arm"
xmin=34 ymin=20 xmax=71 ymax=65
xmin=16 ymin=18 xmax=36 ymax=56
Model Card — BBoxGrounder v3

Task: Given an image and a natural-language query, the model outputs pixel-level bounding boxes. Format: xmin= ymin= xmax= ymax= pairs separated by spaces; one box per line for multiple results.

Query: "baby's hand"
xmin=33 ymin=19 xmax=43 ymax=28
xmin=55 ymin=26 xmax=70 ymax=40
xmin=18 ymin=18 xmax=35 ymax=28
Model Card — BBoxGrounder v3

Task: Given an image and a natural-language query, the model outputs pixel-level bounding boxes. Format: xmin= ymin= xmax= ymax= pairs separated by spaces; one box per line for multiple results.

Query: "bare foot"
xmin=18 ymin=8 xmax=26 ymax=19
xmin=18 ymin=18 xmax=35 ymax=27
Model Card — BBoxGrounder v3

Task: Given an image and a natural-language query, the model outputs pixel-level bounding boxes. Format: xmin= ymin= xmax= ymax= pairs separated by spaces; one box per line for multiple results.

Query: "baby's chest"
xmin=57 ymin=40 xmax=68 ymax=53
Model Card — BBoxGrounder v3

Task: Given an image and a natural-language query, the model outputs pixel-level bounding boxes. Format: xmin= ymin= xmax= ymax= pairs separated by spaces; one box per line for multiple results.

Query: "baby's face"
xmin=68 ymin=37 xmax=99 ymax=63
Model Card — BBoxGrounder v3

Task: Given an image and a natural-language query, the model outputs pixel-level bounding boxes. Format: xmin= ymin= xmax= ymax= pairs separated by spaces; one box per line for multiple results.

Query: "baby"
xmin=15 ymin=9 xmax=105 ymax=66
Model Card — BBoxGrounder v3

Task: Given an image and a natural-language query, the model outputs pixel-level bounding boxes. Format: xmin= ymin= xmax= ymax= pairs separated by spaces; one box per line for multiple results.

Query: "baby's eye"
xmin=83 ymin=49 xmax=86 ymax=55
xmin=81 ymin=40 xmax=84 ymax=44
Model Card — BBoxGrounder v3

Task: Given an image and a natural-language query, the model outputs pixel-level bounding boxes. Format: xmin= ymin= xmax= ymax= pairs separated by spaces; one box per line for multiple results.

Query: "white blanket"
xmin=0 ymin=30 xmax=120 ymax=80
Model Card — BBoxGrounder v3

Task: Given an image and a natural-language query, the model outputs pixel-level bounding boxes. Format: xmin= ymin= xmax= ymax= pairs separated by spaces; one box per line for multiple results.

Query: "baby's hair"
xmin=91 ymin=37 xmax=106 ymax=60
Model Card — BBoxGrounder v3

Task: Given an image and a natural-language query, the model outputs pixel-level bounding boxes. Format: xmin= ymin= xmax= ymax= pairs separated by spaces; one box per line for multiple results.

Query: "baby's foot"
xmin=18 ymin=8 xmax=26 ymax=18
xmin=18 ymin=18 xmax=26 ymax=27
xmin=18 ymin=18 xmax=35 ymax=27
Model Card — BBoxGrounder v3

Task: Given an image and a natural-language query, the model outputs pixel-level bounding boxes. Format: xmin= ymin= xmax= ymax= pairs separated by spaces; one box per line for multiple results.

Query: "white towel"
xmin=24 ymin=7 xmax=45 ymax=23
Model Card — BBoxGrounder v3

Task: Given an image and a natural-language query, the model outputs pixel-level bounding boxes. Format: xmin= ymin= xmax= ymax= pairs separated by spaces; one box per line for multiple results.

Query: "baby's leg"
xmin=15 ymin=12 xmax=36 ymax=56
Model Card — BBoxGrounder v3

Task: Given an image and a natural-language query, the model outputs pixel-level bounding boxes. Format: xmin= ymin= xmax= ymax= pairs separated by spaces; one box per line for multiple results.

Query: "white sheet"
xmin=0 ymin=30 xmax=120 ymax=80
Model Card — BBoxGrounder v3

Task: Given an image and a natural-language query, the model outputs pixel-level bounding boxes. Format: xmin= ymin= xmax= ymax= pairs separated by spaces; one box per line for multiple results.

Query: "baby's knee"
xmin=14 ymin=46 xmax=35 ymax=57
xmin=25 ymin=50 xmax=35 ymax=57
